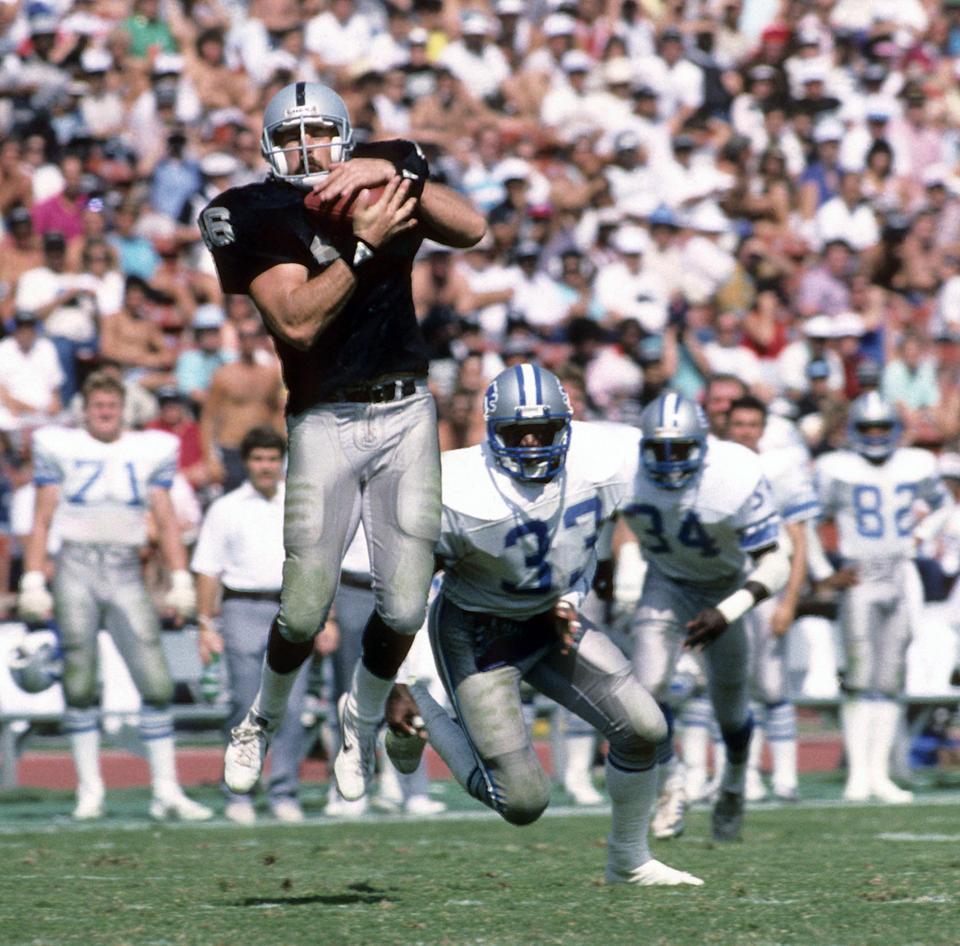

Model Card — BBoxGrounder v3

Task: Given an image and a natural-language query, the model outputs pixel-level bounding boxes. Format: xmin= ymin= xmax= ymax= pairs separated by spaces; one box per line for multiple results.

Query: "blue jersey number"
xmin=625 ymin=504 xmax=720 ymax=558
xmin=501 ymin=497 xmax=603 ymax=595
xmin=66 ymin=460 xmax=143 ymax=506
xmin=851 ymin=483 xmax=917 ymax=539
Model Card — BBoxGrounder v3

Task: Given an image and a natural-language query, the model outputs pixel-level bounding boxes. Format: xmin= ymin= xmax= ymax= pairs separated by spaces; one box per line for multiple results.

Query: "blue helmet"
xmin=848 ymin=391 xmax=900 ymax=461
xmin=8 ymin=634 xmax=62 ymax=694
xmin=639 ymin=392 xmax=708 ymax=489
xmin=484 ymin=364 xmax=573 ymax=482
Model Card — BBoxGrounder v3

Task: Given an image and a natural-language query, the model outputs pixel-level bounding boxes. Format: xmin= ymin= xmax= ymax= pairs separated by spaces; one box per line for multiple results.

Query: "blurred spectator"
xmin=30 ymin=153 xmax=88 ymax=239
xmin=147 ymin=385 xmax=207 ymax=490
xmin=68 ymin=359 xmax=158 ymax=431
xmin=0 ymin=311 xmax=63 ymax=432
xmin=594 ymin=225 xmax=667 ymax=332
xmin=175 ymin=303 xmax=232 ymax=405
xmin=200 ymin=317 xmax=284 ymax=492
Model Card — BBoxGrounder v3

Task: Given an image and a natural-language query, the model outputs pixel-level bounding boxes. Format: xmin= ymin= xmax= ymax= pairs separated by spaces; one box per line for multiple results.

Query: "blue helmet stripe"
xmin=514 ymin=364 xmax=527 ymax=406
xmin=295 ymin=82 xmax=306 ymax=106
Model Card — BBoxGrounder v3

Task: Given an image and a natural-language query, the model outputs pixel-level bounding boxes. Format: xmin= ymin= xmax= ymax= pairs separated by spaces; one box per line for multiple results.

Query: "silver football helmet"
xmin=8 ymin=633 xmax=62 ymax=694
xmin=260 ymin=81 xmax=355 ymax=189
xmin=484 ymin=364 xmax=573 ymax=482
xmin=848 ymin=391 xmax=900 ymax=460
xmin=639 ymin=392 xmax=708 ymax=489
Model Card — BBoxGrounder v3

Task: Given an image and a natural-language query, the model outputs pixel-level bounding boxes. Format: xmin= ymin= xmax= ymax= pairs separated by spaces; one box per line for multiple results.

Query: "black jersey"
xmin=199 ymin=141 xmax=430 ymax=415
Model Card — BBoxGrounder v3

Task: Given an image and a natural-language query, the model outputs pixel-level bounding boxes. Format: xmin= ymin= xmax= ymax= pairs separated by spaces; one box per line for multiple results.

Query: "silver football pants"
xmin=279 ymin=386 xmax=441 ymax=643
xmin=53 ymin=542 xmax=173 ymax=708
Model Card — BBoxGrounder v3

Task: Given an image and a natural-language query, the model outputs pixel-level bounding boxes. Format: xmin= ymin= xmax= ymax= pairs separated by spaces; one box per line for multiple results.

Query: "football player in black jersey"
xmin=201 ymin=81 xmax=485 ymax=802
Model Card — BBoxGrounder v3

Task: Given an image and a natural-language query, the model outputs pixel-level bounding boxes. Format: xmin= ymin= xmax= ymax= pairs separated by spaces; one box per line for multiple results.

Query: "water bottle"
xmin=200 ymin=652 xmax=224 ymax=703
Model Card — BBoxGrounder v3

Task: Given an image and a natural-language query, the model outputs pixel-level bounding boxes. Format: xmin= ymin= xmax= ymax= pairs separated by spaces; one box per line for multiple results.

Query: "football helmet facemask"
xmin=639 ymin=392 xmax=707 ymax=489
xmin=8 ymin=633 xmax=62 ymax=694
xmin=848 ymin=391 xmax=900 ymax=461
xmin=261 ymin=82 xmax=355 ymax=189
xmin=484 ymin=364 xmax=573 ymax=482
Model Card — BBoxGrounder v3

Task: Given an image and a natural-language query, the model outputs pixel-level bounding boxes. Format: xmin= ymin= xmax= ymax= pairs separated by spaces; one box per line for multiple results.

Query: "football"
xmin=304 ymin=185 xmax=386 ymax=227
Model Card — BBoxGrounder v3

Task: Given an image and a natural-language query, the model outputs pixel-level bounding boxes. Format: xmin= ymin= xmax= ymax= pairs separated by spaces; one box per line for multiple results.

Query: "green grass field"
xmin=1 ymin=777 xmax=959 ymax=946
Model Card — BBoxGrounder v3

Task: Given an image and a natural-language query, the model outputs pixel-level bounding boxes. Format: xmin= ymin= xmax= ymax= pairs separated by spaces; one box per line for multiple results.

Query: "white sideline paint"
xmin=876 ymin=833 xmax=960 ymax=843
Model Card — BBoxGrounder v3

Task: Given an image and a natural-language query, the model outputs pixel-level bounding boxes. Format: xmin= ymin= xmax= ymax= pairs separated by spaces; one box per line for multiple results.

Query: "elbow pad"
xmin=747 ymin=543 xmax=791 ymax=598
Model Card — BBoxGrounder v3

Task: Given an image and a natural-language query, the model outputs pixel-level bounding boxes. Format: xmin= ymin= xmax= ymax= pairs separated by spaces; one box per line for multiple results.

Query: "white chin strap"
xmin=329 ymin=135 xmax=343 ymax=163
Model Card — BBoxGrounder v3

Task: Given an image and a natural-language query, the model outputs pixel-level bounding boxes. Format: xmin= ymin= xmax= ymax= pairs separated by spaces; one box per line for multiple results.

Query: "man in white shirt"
xmin=594 ymin=226 xmax=668 ymax=333
xmin=814 ymin=169 xmax=881 ymax=252
xmin=437 ymin=14 xmax=510 ymax=104
xmin=0 ymin=311 xmax=64 ymax=432
xmin=304 ymin=0 xmax=376 ymax=77
xmin=191 ymin=426 xmax=317 ymax=824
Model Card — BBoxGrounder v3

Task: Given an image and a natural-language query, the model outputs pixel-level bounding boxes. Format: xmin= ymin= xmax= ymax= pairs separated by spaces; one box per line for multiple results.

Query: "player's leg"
xmin=230 ymin=407 xmax=361 ymax=793
xmin=755 ymin=604 xmax=798 ymax=801
xmin=409 ymin=594 xmax=551 ymax=825
xmin=265 ymin=652 xmax=312 ymax=821
xmin=53 ymin=546 xmax=106 ymax=820
xmin=866 ymin=575 xmax=914 ymax=803
xmin=104 ymin=553 xmax=212 ymax=821
xmin=838 ymin=582 xmax=875 ymax=801
xmin=630 ymin=569 xmax=689 ymax=838
xmin=744 ymin=607 xmax=769 ymax=801
xmin=702 ymin=615 xmax=752 ymax=840
xmin=527 ymin=625 xmax=701 ymax=886
xmin=336 ymin=390 xmax=441 ymax=800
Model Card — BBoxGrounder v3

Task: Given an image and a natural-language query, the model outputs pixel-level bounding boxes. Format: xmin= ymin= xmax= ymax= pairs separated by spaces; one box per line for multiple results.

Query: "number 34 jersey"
xmin=814 ymin=447 xmax=949 ymax=564
xmin=437 ymin=421 xmax=641 ymax=619
xmin=621 ymin=438 xmax=781 ymax=585
xmin=33 ymin=427 xmax=178 ymax=546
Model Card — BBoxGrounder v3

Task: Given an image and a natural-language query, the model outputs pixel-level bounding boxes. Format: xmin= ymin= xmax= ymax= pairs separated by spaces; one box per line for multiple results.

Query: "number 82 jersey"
xmin=33 ymin=427 xmax=178 ymax=547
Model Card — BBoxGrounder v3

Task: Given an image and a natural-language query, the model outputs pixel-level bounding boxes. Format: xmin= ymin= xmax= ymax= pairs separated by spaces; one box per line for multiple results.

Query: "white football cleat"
xmin=150 ymin=788 xmax=213 ymax=822
xmin=871 ymin=778 xmax=914 ymax=804
xmin=564 ymin=773 xmax=604 ymax=806
xmin=224 ymin=711 xmax=273 ymax=794
xmin=651 ymin=773 xmax=686 ymax=839
xmin=324 ymin=790 xmax=369 ymax=818
xmin=333 ymin=693 xmax=379 ymax=801
xmin=842 ymin=778 xmax=871 ymax=803
xmin=224 ymin=800 xmax=257 ymax=825
xmin=270 ymin=798 xmax=305 ymax=823
xmin=605 ymin=858 xmax=704 ymax=887
xmin=72 ymin=783 xmax=105 ymax=821
xmin=384 ymin=726 xmax=427 ymax=776
xmin=745 ymin=769 xmax=768 ymax=803
xmin=404 ymin=794 xmax=447 ymax=816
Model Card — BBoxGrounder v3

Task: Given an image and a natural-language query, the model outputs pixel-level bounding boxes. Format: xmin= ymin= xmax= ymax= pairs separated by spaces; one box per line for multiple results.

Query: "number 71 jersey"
xmin=32 ymin=426 xmax=178 ymax=546
xmin=622 ymin=438 xmax=781 ymax=584
xmin=814 ymin=447 xmax=948 ymax=563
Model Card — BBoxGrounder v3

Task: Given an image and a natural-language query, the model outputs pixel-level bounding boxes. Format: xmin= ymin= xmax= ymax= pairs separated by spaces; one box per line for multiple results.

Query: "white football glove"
xmin=165 ymin=569 xmax=197 ymax=621
xmin=18 ymin=571 xmax=54 ymax=623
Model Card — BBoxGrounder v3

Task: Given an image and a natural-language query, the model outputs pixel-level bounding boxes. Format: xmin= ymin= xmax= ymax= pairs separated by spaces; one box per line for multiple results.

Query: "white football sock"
xmin=144 ymin=735 xmax=179 ymax=795
xmin=251 ymin=658 xmax=299 ymax=726
xmin=70 ymin=728 xmax=102 ymax=792
xmin=606 ymin=761 xmax=657 ymax=873
xmin=563 ymin=735 xmax=597 ymax=786
xmin=346 ymin=660 xmax=394 ymax=725
xmin=767 ymin=702 xmax=798 ymax=793
xmin=841 ymin=698 xmax=871 ymax=790
xmin=868 ymin=698 xmax=900 ymax=787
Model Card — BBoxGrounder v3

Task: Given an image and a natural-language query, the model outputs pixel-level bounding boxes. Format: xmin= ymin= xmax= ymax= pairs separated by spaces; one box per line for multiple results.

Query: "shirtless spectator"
xmin=412 ymin=243 xmax=474 ymax=321
xmin=0 ymin=208 xmax=42 ymax=319
xmin=437 ymin=387 xmax=485 ymax=451
xmin=0 ymin=141 xmax=33 ymax=218
xmin=176 ymin=304 xmax=233 ymax=407
xmin=200 ymin=318 xmax=285 ymax=491
xmin=99 ymin=276 xmax=177 ymax=387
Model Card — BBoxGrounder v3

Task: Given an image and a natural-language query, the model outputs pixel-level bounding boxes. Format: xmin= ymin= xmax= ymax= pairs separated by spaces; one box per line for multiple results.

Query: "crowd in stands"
xmin=2 ymin=0 xmax=960 ymax=620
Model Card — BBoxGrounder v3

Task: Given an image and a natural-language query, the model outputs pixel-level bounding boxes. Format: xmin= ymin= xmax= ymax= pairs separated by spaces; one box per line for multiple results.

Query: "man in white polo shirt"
xmin=191 ymin=426 xmax=316 ymax=824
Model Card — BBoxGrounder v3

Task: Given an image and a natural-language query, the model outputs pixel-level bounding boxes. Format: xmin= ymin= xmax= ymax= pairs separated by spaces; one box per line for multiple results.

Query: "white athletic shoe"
xmin=384 ymin=728 xmax=427 ymax=776
xmin=150 ymin=788 xmax=214 ymax=822
xmin=324 ymin=790 xmax=369 ymax=818
xmin=224 ymin=711 xmax=273 ymax=794
xmin=605 ymin=858 xmax=704 ymax=887
xmin=270 ymin=798 xmax=305 ymax=823
xmin=564 ymin=773 xmax=604 ymax=806
xmin=871 ymin=778 xmax=914 ymax=804
xmin=842 ymin=778 xmax=871 ymax=803
xmin=651 ymin=774 xmax=687 ymax=839
xmin=404 ymin=794 xmax=447 ymax=816
xmin=333 ymin=694 xmax=379 ymax=801
xmin=224 ymin=800 xmax=257 ymax=825
xmin=72 ymin=783 xmax=105 ymax=821
xmin=745 ymin=769 xmax=768 ymax=803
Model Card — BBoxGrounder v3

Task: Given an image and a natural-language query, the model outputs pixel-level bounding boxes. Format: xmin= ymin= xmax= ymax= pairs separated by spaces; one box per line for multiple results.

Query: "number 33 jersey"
xmin=33 ymin=427 xmax=178 ymax=546
xmin=622 ymin=437 xmax=781 ymax=585
xmin=814 ymin=447 xmax=948 ymax=564
xmin=437 ymin=421 xmax=641 ymax=618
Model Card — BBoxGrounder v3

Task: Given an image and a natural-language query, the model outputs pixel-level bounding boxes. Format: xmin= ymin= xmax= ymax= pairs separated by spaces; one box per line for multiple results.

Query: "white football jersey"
xmin=437 ymin=421 xmax=641 ymax=618
xmin=33 ymin=427 xmax=178 ymax=546
xmin=622 ymin=437 xmax=781 ymax=584
xmin=815 ymin=447 xmax=950 ymax=563
xmin=759 ymin=445 xmax=820 ymax=524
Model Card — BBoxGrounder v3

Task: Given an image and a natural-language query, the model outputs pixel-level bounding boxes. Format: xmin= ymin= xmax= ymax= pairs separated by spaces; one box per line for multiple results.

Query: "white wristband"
xmin=715 ymin=588 xmax=756 ymax=625
xmin=171 ymin=569 xmax=193 ymax=591
xmin=21 ymin=571 xmax=47 ymax=592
